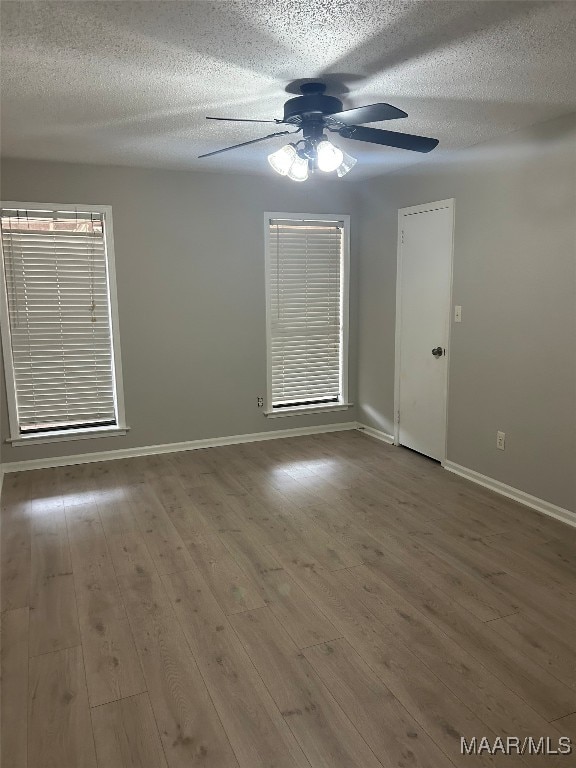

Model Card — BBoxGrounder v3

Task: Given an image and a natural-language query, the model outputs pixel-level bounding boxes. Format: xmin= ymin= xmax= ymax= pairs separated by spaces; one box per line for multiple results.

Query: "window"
xmin=0 ymin=202 xmax=126 ymax=444
xmin=265 ymin=213 xmax=350 ymax=416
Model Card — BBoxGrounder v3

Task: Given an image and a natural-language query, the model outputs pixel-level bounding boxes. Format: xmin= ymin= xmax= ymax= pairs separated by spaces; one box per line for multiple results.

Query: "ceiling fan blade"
xmin=206 ymin=116 xmax=280 ymax=124
xmin=198 ymin=130 xmax=295 ymax=159
xmin=339 ymin=125 xmax=438 ymax=153
xmin=328 ymin=103 xmax=407 ymax=125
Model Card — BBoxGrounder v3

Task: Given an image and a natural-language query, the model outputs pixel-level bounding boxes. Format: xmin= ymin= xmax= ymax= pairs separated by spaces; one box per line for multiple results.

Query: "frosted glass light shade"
xmin=287 ymin=155 xmax=309 ymax=182
xmin=316 ymin=140 xmax=344 ymax=172
xmin=336 ymin=151 xmax=358 ymax=177
xmin=268 ymin=144 xmax=297 ymax=175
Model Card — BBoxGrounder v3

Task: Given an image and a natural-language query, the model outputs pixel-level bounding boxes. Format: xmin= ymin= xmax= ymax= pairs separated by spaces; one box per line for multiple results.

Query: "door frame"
xmin=393 ymin=198 xmax=455 ymax=463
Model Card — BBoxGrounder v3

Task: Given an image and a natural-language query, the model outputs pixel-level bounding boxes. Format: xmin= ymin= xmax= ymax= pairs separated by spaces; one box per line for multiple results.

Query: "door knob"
xmin=432 ymin=346 xmax=444 ymax=358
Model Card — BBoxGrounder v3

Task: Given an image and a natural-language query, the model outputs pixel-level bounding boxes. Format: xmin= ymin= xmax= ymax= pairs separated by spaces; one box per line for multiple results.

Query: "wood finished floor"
xmin=2 ymin=430 xmax=576 ymax=768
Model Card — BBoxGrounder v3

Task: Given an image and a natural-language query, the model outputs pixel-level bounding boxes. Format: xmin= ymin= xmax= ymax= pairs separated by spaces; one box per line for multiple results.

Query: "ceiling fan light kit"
xmin=336 ymin=150 xmax=358 ymax=177
xmin=267 ymin=143 xmax=298 ymax=175
xmin=286 ymin=153 xmax=310 ymax=182
xmin=267 ymin=137 xmax=351 ymax=180
xmin=200 ymin=81 xmax=439 ymax=180
xmin=316 ymin=140 xmax=344 ymax=172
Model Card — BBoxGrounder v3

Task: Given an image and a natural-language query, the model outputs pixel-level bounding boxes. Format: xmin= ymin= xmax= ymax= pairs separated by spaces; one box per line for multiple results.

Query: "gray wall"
xmin=356 ymin=113 xmax=576 ymax=512
xmin=0 ymin=161 xmax=358 ymax=463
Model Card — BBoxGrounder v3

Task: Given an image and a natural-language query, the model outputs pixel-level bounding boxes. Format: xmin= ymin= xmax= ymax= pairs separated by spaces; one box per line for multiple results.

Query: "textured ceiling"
xmin=1 ymin=1 xmax=575 ymax=179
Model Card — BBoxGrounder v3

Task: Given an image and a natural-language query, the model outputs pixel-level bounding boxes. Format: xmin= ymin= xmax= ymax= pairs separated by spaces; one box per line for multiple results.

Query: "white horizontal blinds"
xmin=269 ymin=218 xmax=343 ymax=407
xmin=1 ymin=208 xmax=117 ymax=433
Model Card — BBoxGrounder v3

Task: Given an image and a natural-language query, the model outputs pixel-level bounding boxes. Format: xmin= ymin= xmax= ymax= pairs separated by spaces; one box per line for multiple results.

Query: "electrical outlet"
xmin=454 ymin=305 xmax=462 ymax=323
xmin=497 ymin=431 xmax=505 ymax=450
xmin=257 ymin=397 xmax=264 ymax=408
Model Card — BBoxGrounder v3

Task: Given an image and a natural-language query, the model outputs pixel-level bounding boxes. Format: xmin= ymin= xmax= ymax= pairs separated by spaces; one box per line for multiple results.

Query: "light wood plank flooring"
xmin=2 ymin=431 xmax=576 ymax=768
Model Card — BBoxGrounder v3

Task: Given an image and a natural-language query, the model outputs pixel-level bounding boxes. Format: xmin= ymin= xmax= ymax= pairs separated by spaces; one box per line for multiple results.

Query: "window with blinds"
xmin=266 ymin=215 xmax=349 ymax=411
xmin=0 ymin=204 xmax=125 ymax=440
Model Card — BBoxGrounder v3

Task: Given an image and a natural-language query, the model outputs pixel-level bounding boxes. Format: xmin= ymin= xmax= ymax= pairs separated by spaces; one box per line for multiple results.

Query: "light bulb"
xmin=268 ymin=144 xmax=297 ymax=175
xmin=316 ymin=140 xmax=344 ymax=172
xmin=287 ymin=155 xmax=309 ymax=182
xmin=336 ymin=150 xmax=358 ymax=177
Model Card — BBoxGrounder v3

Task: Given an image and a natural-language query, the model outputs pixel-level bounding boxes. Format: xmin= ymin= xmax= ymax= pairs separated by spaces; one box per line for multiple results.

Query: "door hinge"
xmin=401 ymin=230 xmax=404 ymax=244
xmin=396 ymin=409 xmax=400 ymax=423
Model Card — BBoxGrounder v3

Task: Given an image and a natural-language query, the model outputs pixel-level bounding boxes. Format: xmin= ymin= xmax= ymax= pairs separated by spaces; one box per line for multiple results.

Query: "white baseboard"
xmin=2 ymin=422 xmax=358 ymax=474
xmin=356 ymin=423 xmax=395 ymax=445
xmin=443 ymin=460 xmax=576 ymax=530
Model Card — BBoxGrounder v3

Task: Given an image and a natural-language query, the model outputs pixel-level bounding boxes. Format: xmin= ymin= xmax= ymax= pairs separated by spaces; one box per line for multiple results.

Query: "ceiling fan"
xmin=199 ymin=81 xmax=439 ymax=181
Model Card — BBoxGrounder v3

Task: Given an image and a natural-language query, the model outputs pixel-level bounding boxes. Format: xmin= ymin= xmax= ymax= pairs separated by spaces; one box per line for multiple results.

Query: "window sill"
xmin=264 ymin=402 xmax=353 ymax=418
xmin=7 ymin=426 xmax=130 ymax=447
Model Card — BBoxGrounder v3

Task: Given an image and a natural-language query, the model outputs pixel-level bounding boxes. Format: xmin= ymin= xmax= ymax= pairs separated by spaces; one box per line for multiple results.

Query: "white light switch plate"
xmin=454 ymin=305 xmax=462 ymax=323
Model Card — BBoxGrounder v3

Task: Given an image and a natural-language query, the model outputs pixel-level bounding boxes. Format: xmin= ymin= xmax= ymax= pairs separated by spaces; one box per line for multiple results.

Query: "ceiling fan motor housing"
xmin=282 ymin=82 xmax=343 ymax=125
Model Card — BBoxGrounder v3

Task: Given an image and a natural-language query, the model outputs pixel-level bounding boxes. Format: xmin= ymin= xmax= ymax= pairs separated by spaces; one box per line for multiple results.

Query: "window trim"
xmin=264 ymin=211 xmax=351 ymax=416
xmin=0 ymin=200 xmax=127 ymax=444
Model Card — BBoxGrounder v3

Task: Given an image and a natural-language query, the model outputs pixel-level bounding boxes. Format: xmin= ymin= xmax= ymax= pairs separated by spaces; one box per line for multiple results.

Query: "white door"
xmin=396 ymin=200 xmax=454 ymax=462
